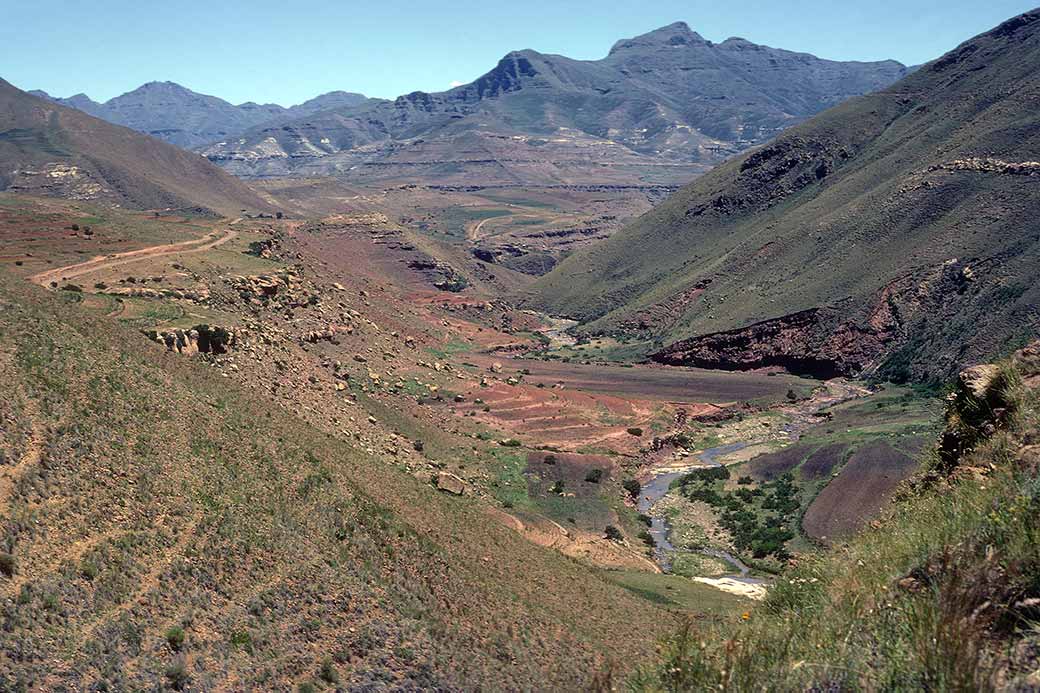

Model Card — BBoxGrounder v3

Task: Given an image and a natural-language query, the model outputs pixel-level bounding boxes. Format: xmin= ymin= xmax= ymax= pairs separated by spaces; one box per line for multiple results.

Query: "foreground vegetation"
xmin=629 ymin=347 xmax=1040 ymax=690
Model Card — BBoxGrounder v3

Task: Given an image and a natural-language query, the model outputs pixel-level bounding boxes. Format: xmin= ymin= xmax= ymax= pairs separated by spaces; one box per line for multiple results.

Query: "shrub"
xmin=165 ymin=626 xmax=185 ymax=651
xmin=626 ymin=427 xmax=644 ymax=437
xmin=623 ymin=479 xmax=642 ymax=498
xmin=604 ymin=525 xmax=624 ymax=541
xmin=585 ymin=468 xmax=604 ymax=483
xmin=80 ymin=559 xmax=99 ymax=581
xmin=319 ymin=658 xmax=340 ymax=684
xmin=0 ymin=553 xmax=15 ymax=577
xmin=543 ymin=454 xmax=557 ymax=465
xmin=165 ymin=659 xmax=189 ymax=690
xmin=550 ymin=480 xmax=565 ymax=495
xmin=230 ymin=631 xmax=253 ymax=653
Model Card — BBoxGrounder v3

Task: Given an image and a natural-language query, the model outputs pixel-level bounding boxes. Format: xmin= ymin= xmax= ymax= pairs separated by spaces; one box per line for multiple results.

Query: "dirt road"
xmin=29 ymin=228 xmax=238 ymax=287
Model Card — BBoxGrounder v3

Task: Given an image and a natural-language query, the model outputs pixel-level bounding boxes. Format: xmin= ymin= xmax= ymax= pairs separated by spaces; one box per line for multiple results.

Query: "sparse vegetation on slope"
xmin=0 ymin=274 xmax=693 ymax=690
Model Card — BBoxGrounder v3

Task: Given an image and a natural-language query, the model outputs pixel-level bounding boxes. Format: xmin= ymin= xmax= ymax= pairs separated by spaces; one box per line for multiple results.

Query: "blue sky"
xmin=3 ymin=1 xmax=1036 ymax=105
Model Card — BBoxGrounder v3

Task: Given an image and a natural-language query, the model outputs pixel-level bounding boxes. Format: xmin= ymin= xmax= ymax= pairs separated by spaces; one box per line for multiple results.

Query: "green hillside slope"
xmin=528 ymin=10 xmax=1040 ymax=383
xmin=0 ymin=79 xmax=273 ymax=216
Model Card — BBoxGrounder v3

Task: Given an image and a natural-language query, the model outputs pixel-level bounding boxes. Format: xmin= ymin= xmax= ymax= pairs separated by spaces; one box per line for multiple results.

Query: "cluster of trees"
xmin=678 ymin=470 xmax=800 ymax=560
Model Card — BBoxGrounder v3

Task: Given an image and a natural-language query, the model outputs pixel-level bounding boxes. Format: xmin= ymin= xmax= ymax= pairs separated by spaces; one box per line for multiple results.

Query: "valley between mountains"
xmin=2 ymin=7 xmax=1040 ymax=691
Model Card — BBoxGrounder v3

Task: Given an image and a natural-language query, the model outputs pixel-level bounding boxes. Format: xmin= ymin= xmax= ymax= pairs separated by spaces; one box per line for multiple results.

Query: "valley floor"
xmin=0 ymin=192 xmax=945 ymax=688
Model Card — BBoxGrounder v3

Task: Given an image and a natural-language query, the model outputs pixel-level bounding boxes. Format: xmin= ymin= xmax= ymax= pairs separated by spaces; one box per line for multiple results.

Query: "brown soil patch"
xmin=802 ymin=441 xmax=918 ymax=540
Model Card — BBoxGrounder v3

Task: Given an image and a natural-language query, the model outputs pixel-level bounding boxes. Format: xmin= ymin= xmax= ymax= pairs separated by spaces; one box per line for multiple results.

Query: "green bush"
xmin=165 ymin=626 xmax=185 ymax=651
xmin=585 ymin=468 xmax=604 ymax=483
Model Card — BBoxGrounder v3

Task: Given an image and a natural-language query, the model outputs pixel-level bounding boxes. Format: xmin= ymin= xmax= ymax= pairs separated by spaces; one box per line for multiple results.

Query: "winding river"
xmin=636 ymin=380 xmax=871 ymax=583
xmin=636 ymin=442 xmax=766 ymax=586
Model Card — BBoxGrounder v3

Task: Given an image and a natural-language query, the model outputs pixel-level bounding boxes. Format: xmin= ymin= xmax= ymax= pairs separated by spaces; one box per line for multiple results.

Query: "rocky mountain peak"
xmin=468 ymin=50 xmax=545 ymax=97
xmin=609 ymin=21 xmax=707 ymax=55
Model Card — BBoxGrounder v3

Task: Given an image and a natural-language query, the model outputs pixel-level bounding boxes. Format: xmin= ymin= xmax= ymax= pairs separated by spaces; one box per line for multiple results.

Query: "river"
xmin=636 ymin=379 xmax=871 ymax=582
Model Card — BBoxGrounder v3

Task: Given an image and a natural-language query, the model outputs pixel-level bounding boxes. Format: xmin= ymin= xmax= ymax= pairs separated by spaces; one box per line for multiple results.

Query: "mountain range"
xmin=0 ymin=80 xmax=273 ymax=215
xmin=203 ymin=23 xmax=910 ymax=182
xmin=31 ymin=82 xmax=370 ymax=149
xmin=528 ymin=11 xmax=1040 ymax=383
xmin=30 ymin=23 xmax=911 ymax=185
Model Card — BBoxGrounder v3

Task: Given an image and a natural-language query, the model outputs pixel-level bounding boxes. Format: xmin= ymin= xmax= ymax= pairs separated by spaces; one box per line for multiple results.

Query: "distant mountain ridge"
xmin=199 ymin=22 xmax=910 ymax=181
xmin=30 ymin=82 xmax=371 ymax=149
xmin=0 ymin=79 xmax=273 ymax=215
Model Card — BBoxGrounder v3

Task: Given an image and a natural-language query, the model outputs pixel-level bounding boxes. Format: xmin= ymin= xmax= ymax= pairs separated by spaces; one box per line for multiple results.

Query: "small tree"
xmin=585 ymin=468 xmax=604 ymax=483
xmin=604 ymin=526 xmax=623 ymax=541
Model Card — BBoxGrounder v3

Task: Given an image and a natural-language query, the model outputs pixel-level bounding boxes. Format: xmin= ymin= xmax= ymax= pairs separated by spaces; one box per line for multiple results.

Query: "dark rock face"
xmin=199 ymin=23 xmax=908 ymax=179
xmin=651 ymin=258 xmax=1010 ymax=381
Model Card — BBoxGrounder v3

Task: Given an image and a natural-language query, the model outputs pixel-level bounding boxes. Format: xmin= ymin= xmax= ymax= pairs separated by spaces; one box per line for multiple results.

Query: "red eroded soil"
xmin=453 ymin=378 xmax=656 ymax=452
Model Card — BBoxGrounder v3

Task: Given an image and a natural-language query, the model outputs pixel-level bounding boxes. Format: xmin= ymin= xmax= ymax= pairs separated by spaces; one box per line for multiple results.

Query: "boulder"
xmin=435 ymin=472 xmax=466 ymax=495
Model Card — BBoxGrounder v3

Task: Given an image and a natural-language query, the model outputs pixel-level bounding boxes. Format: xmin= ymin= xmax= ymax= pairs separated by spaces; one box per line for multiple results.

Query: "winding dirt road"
xmin=29 ymin=227 xmax=239 ymax=287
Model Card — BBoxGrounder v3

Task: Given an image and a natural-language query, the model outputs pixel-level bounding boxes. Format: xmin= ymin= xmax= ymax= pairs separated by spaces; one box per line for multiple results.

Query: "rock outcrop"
xmin=146 ymin=325 xmax=236 ymax=355
xmin=935 ymin=341 xmax=1039 ymax=477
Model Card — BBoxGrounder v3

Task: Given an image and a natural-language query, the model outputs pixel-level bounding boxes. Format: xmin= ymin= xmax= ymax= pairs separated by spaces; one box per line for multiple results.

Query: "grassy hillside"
xmin=627 ymin=343 xmax=1040 ymax=690
xmin=0 ymin=79 xmax=273 ymax=216
xmin=528 ymin=10 xmax=1040 ymax=383
xmin=0 ymin=272 xmax=712 ymax=690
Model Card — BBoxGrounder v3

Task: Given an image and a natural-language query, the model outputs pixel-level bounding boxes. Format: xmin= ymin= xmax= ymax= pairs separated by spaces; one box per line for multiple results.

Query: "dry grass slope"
xmin=0 ymin=275 xmax=690 ymax=690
